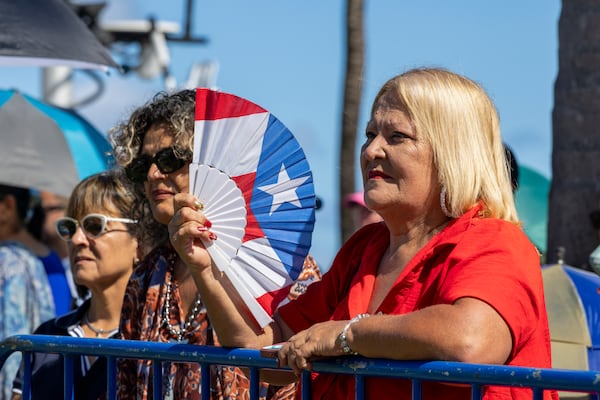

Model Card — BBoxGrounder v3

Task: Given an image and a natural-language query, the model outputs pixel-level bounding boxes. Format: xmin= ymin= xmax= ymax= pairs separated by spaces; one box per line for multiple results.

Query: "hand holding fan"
xmin=190 ymin=88 xmax=316 ymax=327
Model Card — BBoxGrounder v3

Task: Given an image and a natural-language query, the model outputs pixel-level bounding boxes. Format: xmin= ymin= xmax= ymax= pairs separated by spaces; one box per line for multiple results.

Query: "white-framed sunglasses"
xmin=55 ymin=213 xmax=137 ymax=241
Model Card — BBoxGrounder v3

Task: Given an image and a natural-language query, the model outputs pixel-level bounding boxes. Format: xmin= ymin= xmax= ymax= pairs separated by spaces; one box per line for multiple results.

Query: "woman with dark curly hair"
xmin=111 ymin=89 xmax=318 ymax=400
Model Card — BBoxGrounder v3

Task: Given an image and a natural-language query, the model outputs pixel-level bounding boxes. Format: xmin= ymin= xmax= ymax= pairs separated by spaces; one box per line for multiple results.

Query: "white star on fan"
xmin=258 ymin=164 xmax=309 ymax=215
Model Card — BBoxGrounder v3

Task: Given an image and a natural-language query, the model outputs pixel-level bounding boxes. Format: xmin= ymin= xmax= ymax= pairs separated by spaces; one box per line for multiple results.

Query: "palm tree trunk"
xmin=340 ymin=0 xmax=364 ymax=242
xmin=548 ymin=0 xmax=600 ymax=267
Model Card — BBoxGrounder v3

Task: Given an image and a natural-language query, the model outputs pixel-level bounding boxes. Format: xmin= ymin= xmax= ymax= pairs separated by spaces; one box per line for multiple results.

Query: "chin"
xmin=150 ymin=205 xmax=175 ymax=226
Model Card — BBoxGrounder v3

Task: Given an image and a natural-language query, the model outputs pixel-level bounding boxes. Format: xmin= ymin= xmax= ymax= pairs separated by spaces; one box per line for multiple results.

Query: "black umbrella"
xmin=0 ymin=0 xmax=118 ymax=70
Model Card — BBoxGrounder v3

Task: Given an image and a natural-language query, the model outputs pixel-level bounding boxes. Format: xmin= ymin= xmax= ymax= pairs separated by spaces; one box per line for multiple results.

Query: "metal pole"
xmin=42 ymin=66 xmax=73 ymax=107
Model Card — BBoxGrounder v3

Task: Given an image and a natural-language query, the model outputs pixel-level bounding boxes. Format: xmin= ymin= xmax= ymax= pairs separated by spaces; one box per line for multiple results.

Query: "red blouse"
xmin=278 ymin=205 xmax=558 ymax=400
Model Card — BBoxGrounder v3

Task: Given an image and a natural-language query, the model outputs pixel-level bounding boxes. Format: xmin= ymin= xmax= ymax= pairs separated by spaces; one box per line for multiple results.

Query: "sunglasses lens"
xmin=125 ymin=148 xmax=188 ymax=183
xmin=125 ymin=156 xmax=151 ymax=183
xmin=155 ymin=148 xmax=186 ymax=174
xmin=56 ymin=219 xmax=77 ymax=240
xmin=82 ymin=215 xmax=105 ymax=237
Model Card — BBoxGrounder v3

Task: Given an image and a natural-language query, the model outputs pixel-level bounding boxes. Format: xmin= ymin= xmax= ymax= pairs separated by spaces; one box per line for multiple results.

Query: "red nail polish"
xmin=204 ymin=219 xmax=212 ymax=228
xmin=197 ymin=226 xmax=208 ymax=232
xmin=209 ymin=232 xmax=218 ymax=241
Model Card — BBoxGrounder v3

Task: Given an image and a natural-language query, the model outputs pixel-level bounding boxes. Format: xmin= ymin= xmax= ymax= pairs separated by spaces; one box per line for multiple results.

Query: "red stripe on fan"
xmin=256 ymin=285 xmax=292 ymax=317
xmin=196 ymin=88 xmax=266 ymax=120
xmin=232 ymin=173 xmax=266 ymax=243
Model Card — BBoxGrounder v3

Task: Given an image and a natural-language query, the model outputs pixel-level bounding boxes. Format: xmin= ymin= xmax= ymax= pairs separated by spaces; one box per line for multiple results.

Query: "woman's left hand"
xmin=278 ymin=320 xmax=347 ymax=375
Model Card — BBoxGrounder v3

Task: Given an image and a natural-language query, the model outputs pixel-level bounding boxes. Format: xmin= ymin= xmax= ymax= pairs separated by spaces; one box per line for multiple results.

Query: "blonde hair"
xmin=372 ymin=68 xmax=518 ymax=223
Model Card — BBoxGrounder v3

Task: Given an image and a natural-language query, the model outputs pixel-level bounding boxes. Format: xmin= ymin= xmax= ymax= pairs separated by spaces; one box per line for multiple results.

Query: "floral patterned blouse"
xmin=0 ymin=241 xmax=55 ymax=400
xmin=117 ymin=245 xmax=321 ymax=400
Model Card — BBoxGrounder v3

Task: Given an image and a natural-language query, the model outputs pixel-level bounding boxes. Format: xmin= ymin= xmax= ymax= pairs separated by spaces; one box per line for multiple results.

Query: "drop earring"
xmin=440 ymin=186 xmax=454 ymax=218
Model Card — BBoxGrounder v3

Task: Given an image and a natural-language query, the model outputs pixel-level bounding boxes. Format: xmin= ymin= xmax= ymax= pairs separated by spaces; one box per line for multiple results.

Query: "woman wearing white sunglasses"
xmin=11 ymin=170 xmax=140 ymax=400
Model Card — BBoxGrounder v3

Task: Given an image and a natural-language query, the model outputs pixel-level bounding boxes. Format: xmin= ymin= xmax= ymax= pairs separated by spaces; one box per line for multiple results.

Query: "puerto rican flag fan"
xmin=191 ymin=88 xmax=316 ymax=327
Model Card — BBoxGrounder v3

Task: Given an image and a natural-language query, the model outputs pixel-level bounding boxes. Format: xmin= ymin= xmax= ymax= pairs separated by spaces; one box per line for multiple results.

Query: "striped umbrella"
xmin=0 ymin=89 xmax=112 ymax=197
xmin=543 ymin=263 xmax=600 ymax=372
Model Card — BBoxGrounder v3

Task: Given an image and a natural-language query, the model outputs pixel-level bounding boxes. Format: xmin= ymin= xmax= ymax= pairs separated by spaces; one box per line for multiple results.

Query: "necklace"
xmin=83 ymin=312 xmax=119 ymax=338
xmin=161 ymin=267 xmax=203 ymax=342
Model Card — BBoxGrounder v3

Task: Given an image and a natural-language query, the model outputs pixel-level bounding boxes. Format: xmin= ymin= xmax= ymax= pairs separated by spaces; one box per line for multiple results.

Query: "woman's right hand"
xmin=169 ymin=192 xmax=215 ymax=274
xmin=170 ymin=192 xmax=277 ymax=348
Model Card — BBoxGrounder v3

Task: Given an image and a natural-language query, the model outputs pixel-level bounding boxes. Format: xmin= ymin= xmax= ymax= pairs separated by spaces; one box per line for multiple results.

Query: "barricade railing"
xmin=0 ymin=334 xmax=598 ymax=400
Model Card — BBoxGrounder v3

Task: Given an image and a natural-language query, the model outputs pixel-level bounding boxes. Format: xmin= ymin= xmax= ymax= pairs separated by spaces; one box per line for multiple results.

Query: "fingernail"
xmin=209 ymin=232 xmax=218 ymax=241
xmin=194 ymin=200 xmax=204 ymax=211
xmin=204 ymin=219 xmax=212 ymax=228
xmin=197 ymin=226 xmax=209 ymax=232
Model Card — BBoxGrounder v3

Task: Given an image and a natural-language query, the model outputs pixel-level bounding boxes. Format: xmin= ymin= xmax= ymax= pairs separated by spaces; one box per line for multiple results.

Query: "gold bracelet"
xmin=338 ymin=313 xmax=370 ymax=355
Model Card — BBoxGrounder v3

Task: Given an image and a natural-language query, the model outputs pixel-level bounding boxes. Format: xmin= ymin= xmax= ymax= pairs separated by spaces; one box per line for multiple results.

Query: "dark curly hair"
xmin=109 ymin=89 xmax=195 ymax=248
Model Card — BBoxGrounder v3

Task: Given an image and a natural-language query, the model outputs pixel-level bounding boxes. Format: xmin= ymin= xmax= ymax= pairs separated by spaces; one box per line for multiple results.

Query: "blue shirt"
xmin=39 ymin=249 xmax=73 ymax=314
xmin=0 ymin=241 xmax=55 ymax=400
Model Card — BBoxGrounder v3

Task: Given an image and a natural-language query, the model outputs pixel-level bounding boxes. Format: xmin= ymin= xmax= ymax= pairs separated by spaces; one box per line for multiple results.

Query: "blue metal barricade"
xmin=1 ymin=334 xmax=599 ymax=399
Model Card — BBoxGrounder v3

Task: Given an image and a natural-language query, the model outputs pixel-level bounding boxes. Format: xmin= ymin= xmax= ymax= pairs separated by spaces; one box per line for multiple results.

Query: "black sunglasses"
xmin=125 ymin=147 xmax=191 ymax=183
xmin=55 ymin=213 xmax=137 ymax=241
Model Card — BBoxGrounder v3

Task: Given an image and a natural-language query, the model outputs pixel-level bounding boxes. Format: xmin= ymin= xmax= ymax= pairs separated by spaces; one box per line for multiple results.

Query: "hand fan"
xmin=190 ymin=88 xmax=316 ymax=327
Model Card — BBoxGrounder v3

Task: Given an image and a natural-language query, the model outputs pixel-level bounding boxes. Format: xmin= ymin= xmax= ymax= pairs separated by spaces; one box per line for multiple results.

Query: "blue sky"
xmin=0 ymin=1 xmax=561 ymax=267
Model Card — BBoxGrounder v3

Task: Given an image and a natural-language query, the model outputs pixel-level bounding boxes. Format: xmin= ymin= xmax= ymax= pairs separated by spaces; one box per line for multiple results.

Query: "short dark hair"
xmin=0 ymin=184 xmax=31 ymax=222
xmin=504 ymin=144 xmax=519 ymax=193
